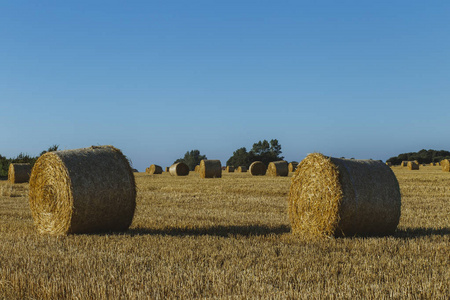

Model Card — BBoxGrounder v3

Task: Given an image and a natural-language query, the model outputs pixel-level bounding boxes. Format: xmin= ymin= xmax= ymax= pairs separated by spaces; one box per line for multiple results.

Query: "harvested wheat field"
xmin=0 ymin=166 xmax=448 ymax=298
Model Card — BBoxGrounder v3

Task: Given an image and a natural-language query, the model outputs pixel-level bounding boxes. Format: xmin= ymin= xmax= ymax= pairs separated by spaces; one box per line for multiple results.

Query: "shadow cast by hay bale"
xmin=122 ymin=224 xmax=290 ymax=237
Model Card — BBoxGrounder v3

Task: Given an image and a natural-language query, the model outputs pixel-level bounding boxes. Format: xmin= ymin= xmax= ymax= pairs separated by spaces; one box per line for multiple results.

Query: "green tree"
xmin=250 ymin=139 xmax=284 ymax=166
xmin=174 ymin=150 xmax=207 ymax=171
xmin=40 ymin=144 xmax=59 ymax=156
xmin=227 ymin=139 xmax=284 ymax=168
xmin=226 ymin=147 xmax=252 ymax=167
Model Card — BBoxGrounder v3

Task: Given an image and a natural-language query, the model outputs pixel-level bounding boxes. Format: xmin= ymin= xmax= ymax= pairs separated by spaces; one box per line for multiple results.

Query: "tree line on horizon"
xmin=0 ymin=145 xmax=59 ymax=177
xmin=386 ymin=149 xmax=450 ymax=165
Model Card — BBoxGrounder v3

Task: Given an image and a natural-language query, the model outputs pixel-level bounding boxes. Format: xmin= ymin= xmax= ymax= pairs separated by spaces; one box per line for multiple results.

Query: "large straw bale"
xmin=236 ymin=166 xmax=247 ymax=172
xmin=8 ymin=163 xmax=32 ymax=184
xmin=226 ymin=166 xmax=235 ymax=172
xmin=288 ymin=153 xmax=401 ymax=238
xmin=199 ymin=160 xmax=222 ymax=178
xmin=400 ymin=161 xmax=408 ymax=167
xmin=147 ymin=164 xmax=163 ymax=174
xmin=267 ymin=161 xmax=288 ymax=177
xmin=29 ymin=145 xmax=136 ymax=235
xmin=169 ymin=162 xmax=189 ymax=176
xmin=407 ymin=161 xmax=419 ymax=170
xmin=441 ymin=159 xmax=450 ymax=172
xmin=249 ymin=161 xmax=266 ymax=176
xmin=288 ymin=162 xmax=298 ymax=172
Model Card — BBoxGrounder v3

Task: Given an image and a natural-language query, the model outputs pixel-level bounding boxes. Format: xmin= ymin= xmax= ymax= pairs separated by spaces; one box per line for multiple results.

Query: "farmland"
xmin=0 ymin=166 xmax=448 ymax=299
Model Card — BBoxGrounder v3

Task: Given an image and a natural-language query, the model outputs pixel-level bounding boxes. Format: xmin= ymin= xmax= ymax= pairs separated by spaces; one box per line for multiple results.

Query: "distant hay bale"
xmin=288 ymin=153 xmax=401 ymax=238
xmin=236 ymin=166 xmax=247 ymax=172
xmin=29 ymin=145 xmax=136 ymax=235
xmin=8 ymin=163 xmax=32 ymax=184
xmin=165 ymin=167 xmax=170 ymax=172
xmin=441 ymin=159 xmax=450 ymax=172
xmin=386 ymin=162 xmax=392 ymax=167
xmin=407 ymin=161 xmax=419 ymax=170
xmin=147 ymin=164 xmax=163 ymax=174
xmin=226 ymin=166 xmax=235 ymax=172
xmin=199 ymin=160 xmax=222 ymax=178
xmin=169 ymin=162 xmax=189 ymax=176
xmin=194 ymin=165 xmax=200 ymax=173
xmin=430 ymin=163 xmax=435 ymax=166
xmin=249 ymin=161 xmax=266 ymax=176
xmin=414 ymin=160 xmax=419 ymax=164
xmin=400 ymin=161 xmax=408 ymax=167
xmin=267 ymin=161 xmax=288 ymax=177
xmin=288 ymin=162 xmax=298 ymax=172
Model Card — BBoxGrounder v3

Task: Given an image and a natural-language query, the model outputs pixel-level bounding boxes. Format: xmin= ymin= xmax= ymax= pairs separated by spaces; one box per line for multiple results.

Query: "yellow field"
xmin=0 ymin=166 xmax=449 ymax=299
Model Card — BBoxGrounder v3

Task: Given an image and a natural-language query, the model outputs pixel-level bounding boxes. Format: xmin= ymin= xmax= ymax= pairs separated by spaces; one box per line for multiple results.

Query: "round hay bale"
xmin=194 ymin=165 xmax=200 ymax=173
xmin=430 ymin=163 xmax=436 ymax=166
xmin=226 ymin=166 xmax=235 ymax=173
xmin=267 ymin=161 xmax=288 ymax=177
xmin=236 ymin=166 xmax=247 ymax=172
xmin=249 ymin=161 xmax=266 ymax=176
xmin=441 ymin=159 xmax=450 ymax=172
xmin=288 ymin=162 xmax=298 ymax=172
xmin=169 ymin=162 xmax=189 ymax=176
xmin=29 ymin=145 xmax=136 ymax=235
xmin=288 ymin=153 xmax=401 ymax=238
xmin=400 ymin=161 xmax=408 ymax=167
xmin=147 ymin=164 xmax=163 ymax=174
xmin=385 ymin=162 xmax=392 ymax=167
xmin=199 ymin=160 xmax=222 ymax=178
xmin=8 ymin=163 xmax=32 ymax=184
xmin=165 ymin=167 xmax=170 ymax=172
xmin=407 ymin=161 xmax=419 ymax=170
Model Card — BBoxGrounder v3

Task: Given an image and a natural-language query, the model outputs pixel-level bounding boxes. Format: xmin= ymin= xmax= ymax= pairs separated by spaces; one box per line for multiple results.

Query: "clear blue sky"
xmin=1 ymin=1 xmax=449 ymax=171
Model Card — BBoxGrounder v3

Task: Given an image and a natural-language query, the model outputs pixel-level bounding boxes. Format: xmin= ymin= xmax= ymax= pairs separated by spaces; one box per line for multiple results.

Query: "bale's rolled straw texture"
xmin=169 ymin=162 xmax=189 ymax=176
xmin=147 ymin=164 xmax=163 ymax=174
xmin=288 ymin=153 xmax=401 ymax=238
xmin=441 ymin=159 xmax=450 ymax=172
xmin=407 ymin=161 xmax=419 ymax=170
xmin=267 ymin=161 xmax=288 ymax=177
xmin=199 ymin=160 xmax=222 ymax=178
xmin=288 ymin=162 xmax=298 ymax=172
xmin=249 ymin=161 xmax=266 ymax=176
xmin=29 ymin=145 xmax=136 ymax=235
xmin=226 ymin=166 xmax=235 ymax=173
xmin=236 ymin=166 xmax=247 ymax=172
xmin=8 ymin=163 xmax=32 ymax=183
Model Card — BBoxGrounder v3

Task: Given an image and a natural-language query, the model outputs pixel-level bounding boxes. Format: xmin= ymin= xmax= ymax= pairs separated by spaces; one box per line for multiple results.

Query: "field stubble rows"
xmin=0 ymin=167 xmax=449 ymax=299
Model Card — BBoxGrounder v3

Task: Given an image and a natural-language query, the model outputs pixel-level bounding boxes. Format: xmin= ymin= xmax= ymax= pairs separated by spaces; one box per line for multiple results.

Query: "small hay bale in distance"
xmin=400 ymin=161 xmax=408 ymax=167
xmin=226 ymin=166 xmax=235 ymax=173
xmin=29 ymin=145 xmax=136 ymax=235
xmin=288 ymin=162 xmax=298 ymax=172
xmin=386 ymin=162 xmax=392 ymax=167
xmin=165 ymin=167 xmax=170 ymax=172
xmin=169 ymin=162 xmax=190 ymax=176
xmin=194 ymin=165 xmax=200 ymax=173
xmin=236 ymin=166 xmax=247 ymax=172
xmin=147 ymin=164 xmax=163 ymax=174
xmin=441 ymin=159 xmax=450 ymax=172
xmin=267 ymin=161 xmax=288 ymax=177
xmin=288 ymin=153 xmax=401 ymax=238
xmin=8 ymin=163 xmax=32 ymax=184
xmin=249 ymin=161 xmax=266 ymax=176
xmin=430 ymin=162 xmax=435 ymax=166
xmin=199 ymin=159 xmax=222 ymax=178
xmin=407 ymin=161 xmax=419 ymax=170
